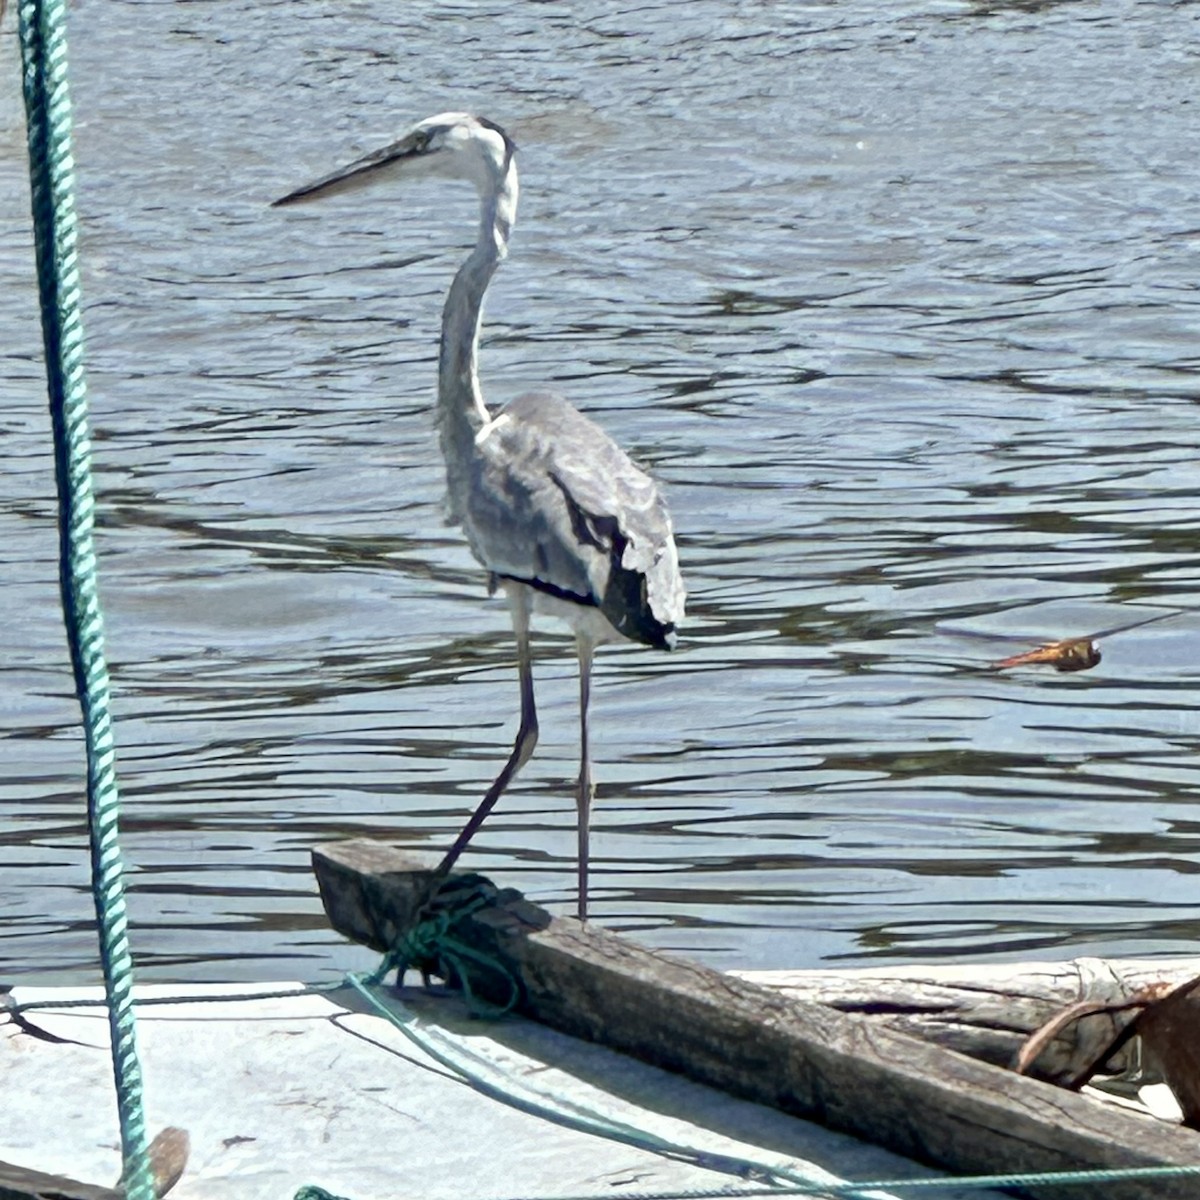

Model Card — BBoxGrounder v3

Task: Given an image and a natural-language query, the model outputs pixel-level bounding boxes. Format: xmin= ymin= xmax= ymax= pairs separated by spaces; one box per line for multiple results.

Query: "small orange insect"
xmin=993 ymin=638 xmax=1101 ymax=673
xmin=991 ymin=612 xmax=1173 ymax=674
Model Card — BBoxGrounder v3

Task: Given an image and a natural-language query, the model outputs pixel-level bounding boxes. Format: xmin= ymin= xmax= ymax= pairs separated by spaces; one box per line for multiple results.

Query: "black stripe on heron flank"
xmin=499 ymin=572 xmax=597 ymax=609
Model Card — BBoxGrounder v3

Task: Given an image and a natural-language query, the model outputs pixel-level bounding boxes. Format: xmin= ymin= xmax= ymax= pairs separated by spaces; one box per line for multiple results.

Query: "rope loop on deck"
xmin=16 ymin=2 xmax=155 ymax=1196
xmin=368 ymin=877 xmax=521 ymax=1017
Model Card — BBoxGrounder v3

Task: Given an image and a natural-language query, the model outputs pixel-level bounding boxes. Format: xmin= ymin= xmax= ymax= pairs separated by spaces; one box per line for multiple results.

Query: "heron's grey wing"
xmin=464 ymin=391 xmax=684 ymax=646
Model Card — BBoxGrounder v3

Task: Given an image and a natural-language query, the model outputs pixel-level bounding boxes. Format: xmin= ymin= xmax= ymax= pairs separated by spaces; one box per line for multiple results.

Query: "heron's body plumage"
xmin=463 ymin=389 xmax=683 ymax=651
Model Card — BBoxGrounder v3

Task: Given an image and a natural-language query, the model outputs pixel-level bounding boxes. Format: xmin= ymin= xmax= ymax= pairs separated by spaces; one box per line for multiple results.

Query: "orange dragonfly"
xmin=941 ymin=611 xmax=1176 ymax=674
xmin=992 ymin=637 xmax=1103 ymax=673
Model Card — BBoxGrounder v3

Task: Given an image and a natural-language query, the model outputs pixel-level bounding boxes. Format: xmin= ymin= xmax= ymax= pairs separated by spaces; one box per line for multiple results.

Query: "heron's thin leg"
xmin=576 ymin=636 xmax=596 ymax=921
xmin=435 ymin=587 xmax=538 ymax=881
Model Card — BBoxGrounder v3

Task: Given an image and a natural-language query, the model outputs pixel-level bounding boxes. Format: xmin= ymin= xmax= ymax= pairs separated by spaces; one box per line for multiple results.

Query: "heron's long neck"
xmin=437 ymin=163 xmax=518 ymax=517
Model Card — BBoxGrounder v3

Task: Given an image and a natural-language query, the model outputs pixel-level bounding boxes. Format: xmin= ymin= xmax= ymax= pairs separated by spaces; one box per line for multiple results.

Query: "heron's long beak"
xmin=272 ymin=132 xmax=424 ymax=208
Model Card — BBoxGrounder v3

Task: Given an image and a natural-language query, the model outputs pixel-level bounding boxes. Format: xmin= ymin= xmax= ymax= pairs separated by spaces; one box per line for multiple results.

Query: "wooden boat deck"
xmin=4 ymin=838 xmax=1197 ymax=1200
xmin=2 ymin=981 xmax=998 ymax=1200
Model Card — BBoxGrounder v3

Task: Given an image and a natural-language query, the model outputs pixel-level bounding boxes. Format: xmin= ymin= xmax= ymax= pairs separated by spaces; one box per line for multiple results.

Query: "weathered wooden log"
xmin=736 ymin=958 xmax=1200 ymax=1084
xmin=0 ymin=1126 xmax=188 ymax=1200
xmin=0 ymin=1160 xmax=120 ymax=1200
xmin=312 ymin=839 xmax=1200 ymax=1200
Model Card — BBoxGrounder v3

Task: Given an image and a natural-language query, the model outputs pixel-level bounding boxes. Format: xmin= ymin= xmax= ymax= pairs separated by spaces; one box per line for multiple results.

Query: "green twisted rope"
xmin=17 ymin=3 xmax=155 ymax=1197
xmin=294 ymin=1164 xmax=1200 ymax=1200
xmin=367 ymin=883 xmax=521 ymax=1017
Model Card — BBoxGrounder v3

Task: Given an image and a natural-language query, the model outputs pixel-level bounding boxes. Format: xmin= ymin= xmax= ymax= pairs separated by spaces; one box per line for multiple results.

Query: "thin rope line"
xmin=296 ymin=1159 xmax=1200 ymax=1200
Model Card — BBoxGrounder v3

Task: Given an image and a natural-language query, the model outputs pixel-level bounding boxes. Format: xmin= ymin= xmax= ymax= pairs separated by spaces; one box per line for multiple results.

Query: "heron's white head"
xmin=273 ymin=112 xmax=517 ymax=209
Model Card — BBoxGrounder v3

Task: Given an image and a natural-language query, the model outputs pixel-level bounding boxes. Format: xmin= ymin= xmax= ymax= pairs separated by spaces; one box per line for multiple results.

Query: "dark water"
xmin=2 ymin=1 xmax=1199 ymax=984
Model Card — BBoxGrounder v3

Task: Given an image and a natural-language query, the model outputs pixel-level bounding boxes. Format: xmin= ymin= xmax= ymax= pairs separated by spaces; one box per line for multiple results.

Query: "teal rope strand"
xmin=293 ymin=1164 xmax=1200 ymax=1200
xmin=16 ymin=3 xmax=155 ymax=1198
xmin=368 ymin=885 xmax=522 ymax=1017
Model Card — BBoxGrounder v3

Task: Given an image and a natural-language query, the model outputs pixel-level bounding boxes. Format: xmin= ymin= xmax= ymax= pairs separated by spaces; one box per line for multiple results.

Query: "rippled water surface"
xmin=2 ymin=1 xmax=1199 ymax=984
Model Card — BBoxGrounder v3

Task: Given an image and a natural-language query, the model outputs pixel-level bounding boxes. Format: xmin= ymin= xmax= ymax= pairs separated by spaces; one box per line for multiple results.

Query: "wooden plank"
xmin=737 ymin=959 xmax=1200 ymax=1084
xmin=313 ymin=839 xmax=1200 ymax=1200
xmin=0 ymin=1162 xmax=119 ymax=1200
xmin=0 ymin=1127 xmax=188 ymax=1200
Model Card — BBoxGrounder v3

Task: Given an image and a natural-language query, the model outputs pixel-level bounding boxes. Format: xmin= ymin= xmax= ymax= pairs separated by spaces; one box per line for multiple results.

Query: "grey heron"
xmin=274 ymin=112 xmax=685 ymax=920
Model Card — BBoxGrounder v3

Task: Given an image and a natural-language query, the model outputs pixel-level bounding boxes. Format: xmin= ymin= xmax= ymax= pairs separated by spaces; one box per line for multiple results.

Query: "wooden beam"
xmin=736 ymin=958 xmax=1200 ymax=1084
xmin=313 ymin=839 xmax=1200 ymax=1200
xmin=0 ymin=1161 xmax=119 ymax=1200
xmin=0 ymin=1127 xmax=187 ymax=1200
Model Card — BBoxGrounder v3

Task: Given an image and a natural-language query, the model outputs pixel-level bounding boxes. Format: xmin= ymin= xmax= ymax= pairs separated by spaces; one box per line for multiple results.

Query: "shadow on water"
xmin=1 ymin=0 xmax=1198 ymax=983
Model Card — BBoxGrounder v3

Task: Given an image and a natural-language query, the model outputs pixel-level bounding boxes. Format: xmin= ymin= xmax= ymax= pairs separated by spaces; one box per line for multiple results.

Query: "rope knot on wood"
xmin=371 ymin=875 xmax=522 ymax=1018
